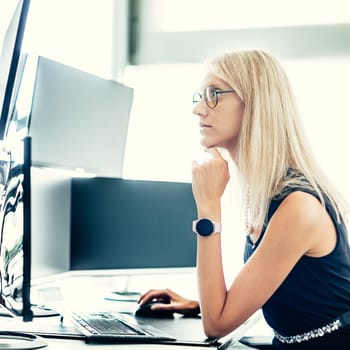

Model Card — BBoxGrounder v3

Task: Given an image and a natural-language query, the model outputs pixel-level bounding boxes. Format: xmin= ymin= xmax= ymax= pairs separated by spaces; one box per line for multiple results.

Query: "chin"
xmin=200 ymin=137 xmax=216 ymax=149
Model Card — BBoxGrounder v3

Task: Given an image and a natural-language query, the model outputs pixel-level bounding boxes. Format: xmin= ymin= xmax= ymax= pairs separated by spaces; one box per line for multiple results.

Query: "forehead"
xmin=200 ymin=73 xmax=231 ymax=90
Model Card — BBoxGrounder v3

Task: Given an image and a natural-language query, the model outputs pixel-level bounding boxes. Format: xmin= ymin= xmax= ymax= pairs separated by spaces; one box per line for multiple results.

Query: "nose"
xmin=192 ymin=99 xmax=208 ymax=118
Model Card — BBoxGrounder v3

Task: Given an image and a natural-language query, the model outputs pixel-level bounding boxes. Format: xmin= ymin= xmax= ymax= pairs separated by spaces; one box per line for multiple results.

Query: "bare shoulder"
xmin=278 ymin=190 xmax=324 ymax=224
xmin=270 ymin=190 xmax=336 ymax=256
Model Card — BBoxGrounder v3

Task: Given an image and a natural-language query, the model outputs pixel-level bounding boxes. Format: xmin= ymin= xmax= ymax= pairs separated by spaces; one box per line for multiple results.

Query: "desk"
xmin=0 ymin=315 xmax=256 ymax=349
xmin=1 ymin=272 xmax=265 ymax=349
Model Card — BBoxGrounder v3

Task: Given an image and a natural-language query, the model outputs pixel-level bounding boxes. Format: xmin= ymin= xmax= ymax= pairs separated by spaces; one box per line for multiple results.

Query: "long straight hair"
xmin=208 ymin=50 xmax=348 ymax=230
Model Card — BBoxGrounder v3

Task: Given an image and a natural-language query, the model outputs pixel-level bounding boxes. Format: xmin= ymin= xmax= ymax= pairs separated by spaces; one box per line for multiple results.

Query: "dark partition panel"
xmin=70 ymin=178 xmax=197 ymax=270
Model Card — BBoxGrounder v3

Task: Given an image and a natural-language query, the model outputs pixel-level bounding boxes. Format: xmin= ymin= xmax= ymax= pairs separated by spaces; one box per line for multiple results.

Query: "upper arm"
xmin=221 ymin=191 xmax=335 ymax=329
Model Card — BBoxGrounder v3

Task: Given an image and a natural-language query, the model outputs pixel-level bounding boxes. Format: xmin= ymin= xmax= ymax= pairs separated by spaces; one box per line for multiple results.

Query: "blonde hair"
xmin=207 ymin=50 xmax=348 ymax=230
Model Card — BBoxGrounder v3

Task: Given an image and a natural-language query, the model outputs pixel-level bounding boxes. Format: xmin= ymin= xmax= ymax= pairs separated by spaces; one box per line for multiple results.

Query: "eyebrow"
xmin=201 ymin=84 xmax=226 ymax=91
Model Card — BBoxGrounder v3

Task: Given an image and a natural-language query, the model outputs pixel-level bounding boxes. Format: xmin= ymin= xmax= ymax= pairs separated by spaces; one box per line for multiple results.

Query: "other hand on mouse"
xmin=137 ymin=289 xmax=200 ymax=318
xmin=135 ymin=300 xmax=174 ymax=318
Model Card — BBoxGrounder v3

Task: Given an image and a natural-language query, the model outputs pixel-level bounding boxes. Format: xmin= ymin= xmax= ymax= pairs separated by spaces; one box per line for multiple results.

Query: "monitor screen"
xmin=0 ymin=136 xmax=32 ymax=321
xmin=70 ymin=178 xmax=197 ymax=272
xmin=0 ymin=0 xmax=30 ymax=140
xmin=28 ymin=56 xmax=133 ymax=177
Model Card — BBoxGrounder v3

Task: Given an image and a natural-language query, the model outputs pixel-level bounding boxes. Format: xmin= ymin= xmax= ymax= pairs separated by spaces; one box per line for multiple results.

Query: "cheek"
xmin=226 ymin=106 xmax=244 ymax=135
xmin=225 ymin=121 xmax=242 ymax=145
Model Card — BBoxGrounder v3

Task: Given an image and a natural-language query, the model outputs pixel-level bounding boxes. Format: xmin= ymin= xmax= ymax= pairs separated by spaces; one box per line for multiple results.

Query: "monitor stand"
xmin=0 ymin=331 xmax=47 ymax=349
xmin=108 ymin=275 xmax=140 ymax=302
xmin=0 ymin=305 xmax=58 ymax=319
xmin=108 ymin=290 xmax=140 ymax=302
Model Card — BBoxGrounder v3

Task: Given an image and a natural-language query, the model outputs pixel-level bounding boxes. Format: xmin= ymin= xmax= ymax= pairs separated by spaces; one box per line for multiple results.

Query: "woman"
xmin=138 ymin=50 xmax=350 ymax=349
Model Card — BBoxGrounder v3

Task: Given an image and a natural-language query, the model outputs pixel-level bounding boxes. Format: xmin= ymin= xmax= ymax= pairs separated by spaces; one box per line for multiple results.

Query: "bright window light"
xmin=23 ymin=0 xmax=114 ymax=78
xmin=148 ymin=0 xmax=350 ymax=32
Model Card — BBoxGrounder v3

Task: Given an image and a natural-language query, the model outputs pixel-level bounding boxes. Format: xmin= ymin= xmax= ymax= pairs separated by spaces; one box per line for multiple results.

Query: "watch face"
xmin=196 ymin=218 xmax=214 ymax=236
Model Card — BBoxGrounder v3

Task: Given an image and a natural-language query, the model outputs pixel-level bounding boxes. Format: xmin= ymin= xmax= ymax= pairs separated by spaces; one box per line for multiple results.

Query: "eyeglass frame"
xmin=193 ymin=86 xmax=236 ymax=109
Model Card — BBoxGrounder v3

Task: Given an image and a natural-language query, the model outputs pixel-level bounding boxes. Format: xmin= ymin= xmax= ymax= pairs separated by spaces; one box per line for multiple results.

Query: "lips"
xmin=199 ymin=123 xmax=212 ymax=135
xmin=199 ymin=122 xmax=211 ymax=129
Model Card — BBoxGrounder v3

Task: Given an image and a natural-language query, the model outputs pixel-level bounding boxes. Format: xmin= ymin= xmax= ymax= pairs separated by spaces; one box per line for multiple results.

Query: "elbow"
xmin=201 ymin=312 xmax=246 ymax=339
xmin=204 ymin=328 xmax=226 ymax=340
xmin=202 ymin=319 xmax=232 ymax=339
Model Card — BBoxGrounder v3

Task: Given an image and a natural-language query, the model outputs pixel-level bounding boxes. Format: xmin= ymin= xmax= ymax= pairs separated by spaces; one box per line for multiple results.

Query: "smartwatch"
xmin=192 ymin=218 xmax=222 ymax=237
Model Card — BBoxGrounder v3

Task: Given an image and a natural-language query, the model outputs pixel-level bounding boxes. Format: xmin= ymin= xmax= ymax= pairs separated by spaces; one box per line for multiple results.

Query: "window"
xmin=23 ymin=0 xmax=114 ymax=78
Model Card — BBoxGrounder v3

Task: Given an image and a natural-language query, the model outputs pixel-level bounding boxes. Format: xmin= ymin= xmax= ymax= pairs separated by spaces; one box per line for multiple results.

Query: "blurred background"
xmin=1 ymin=0 xmax=349 ymax=281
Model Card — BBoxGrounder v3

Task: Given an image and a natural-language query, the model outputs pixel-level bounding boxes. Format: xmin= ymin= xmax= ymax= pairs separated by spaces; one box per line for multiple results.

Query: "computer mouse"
xmin=135 ymin=300 xmax=174 ymax=318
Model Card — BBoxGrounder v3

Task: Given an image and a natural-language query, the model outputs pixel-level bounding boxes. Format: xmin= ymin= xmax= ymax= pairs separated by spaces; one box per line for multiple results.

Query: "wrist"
xmin=183 ymin=300 xmax=200 ymax=316
xmin=196 ymin=203 xmax=221 ymax=222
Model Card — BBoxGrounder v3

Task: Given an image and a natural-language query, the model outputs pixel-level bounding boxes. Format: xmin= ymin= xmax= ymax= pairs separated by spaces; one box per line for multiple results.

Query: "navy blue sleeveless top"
xmin=244 ymin=187 xmax=350 ymax=339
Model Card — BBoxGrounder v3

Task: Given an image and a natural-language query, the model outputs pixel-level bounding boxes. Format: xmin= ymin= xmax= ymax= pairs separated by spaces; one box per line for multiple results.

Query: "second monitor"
xmin=70 ymin=178 xmax=197 ymax=272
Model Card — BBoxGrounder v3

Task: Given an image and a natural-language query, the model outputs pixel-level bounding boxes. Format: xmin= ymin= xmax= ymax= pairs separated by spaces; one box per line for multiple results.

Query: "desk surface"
xmin=0 ymin=316 xmax=255 ymax=350
xmin=1 ymin=272 xmax=268 ymax=349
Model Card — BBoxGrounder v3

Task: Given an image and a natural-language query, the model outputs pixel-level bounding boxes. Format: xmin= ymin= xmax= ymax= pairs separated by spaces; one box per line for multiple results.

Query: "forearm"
xmin=196 ymin=206 xmax=228 ymax=336
xmin=191 ymin=148 xmax=233 ymax=336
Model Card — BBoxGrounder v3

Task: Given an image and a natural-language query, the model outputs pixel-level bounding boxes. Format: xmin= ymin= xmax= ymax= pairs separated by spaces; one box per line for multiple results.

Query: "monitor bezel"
xmin=0 ymin=0 xmax=31 ymax=140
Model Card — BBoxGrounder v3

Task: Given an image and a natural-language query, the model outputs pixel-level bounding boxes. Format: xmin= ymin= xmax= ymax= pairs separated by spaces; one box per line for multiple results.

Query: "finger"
xmin=164 ymin=289 xmax=181 ymax=301
xmin=138 ymin=289 xmax=153 ymax=300
xmin=138 ymin=290 xmax=169 ymax=305
xmin=138 ymin=290 xmax=158 ymax=304
xmin=151 ymin=303 xmax=175 ymax=311
xmin=205 ymin=147 xmax=223 ymax=160
xmin=137 ymin=293 xmax=150 ymax=304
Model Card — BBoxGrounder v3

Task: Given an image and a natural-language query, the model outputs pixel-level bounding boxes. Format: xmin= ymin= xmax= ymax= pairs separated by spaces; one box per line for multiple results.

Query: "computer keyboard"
xmin=72 ymin=311 xmax=145 ymax=336
xmin=71 ymin=311 xmax=176 ymax=342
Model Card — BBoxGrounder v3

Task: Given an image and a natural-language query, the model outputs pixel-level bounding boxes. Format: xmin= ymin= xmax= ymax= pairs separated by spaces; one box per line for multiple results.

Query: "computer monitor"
xmin=28 ymin=56 xmax=133 ymax=177
xmin=0 ymin=0 xmax=30 ymax=140
xmin=0 ymin=136 xmax=32 ymax=321
xmin=70 ymin=177 xmax=197 ymax=272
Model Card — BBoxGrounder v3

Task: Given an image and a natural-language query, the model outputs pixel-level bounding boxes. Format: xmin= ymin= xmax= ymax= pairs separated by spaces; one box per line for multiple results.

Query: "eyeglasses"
xmin=193 ymin=86 xmax=236 ymax=109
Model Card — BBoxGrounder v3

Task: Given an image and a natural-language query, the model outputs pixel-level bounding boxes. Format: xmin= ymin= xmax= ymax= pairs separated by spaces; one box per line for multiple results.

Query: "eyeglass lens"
xmin=192 ymin=86 xmax=217 ymax=108
xmin=204 ymin=86 xmax=217 ymax=108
